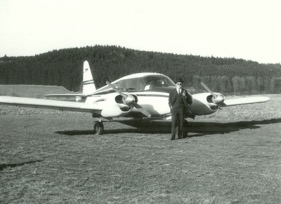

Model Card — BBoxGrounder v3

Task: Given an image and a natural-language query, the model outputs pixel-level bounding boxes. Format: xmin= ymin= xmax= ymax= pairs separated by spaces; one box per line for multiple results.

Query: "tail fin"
xmin=83 ymin=61 xmax=96 ymax=94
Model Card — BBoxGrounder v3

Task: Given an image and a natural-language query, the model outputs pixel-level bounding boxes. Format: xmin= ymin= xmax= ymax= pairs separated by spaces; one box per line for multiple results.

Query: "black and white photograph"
xmin=0 ymin=0 xmax=280 ymax=203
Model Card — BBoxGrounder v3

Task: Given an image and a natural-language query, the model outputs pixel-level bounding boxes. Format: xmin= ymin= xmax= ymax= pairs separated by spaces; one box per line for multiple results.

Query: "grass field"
xmin=1 ymin=94 xmax=281 ymax=203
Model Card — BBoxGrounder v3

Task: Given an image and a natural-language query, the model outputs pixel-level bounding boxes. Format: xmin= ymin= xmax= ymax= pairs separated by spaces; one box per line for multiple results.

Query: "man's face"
xmin=176 ymin=82 xmax=182 ymax=88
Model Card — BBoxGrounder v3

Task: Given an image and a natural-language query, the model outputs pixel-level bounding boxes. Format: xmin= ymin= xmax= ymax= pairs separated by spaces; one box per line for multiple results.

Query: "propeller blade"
xmin=133 ymin=103 xmax=152 ymax=118
xmin=106 ymin=81 xmax=126 ymax=97
xmin=200 ymin=82 xmax=214 ymax=95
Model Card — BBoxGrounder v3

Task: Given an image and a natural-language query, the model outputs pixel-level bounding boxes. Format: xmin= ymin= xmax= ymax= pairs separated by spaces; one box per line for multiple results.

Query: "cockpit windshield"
xmin=113 ymin=74 xmax=175 ymax=92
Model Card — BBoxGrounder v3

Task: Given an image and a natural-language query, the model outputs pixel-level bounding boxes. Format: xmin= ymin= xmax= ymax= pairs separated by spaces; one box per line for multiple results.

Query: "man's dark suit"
xmin=169 ymin=88 xmax=193 ymax=140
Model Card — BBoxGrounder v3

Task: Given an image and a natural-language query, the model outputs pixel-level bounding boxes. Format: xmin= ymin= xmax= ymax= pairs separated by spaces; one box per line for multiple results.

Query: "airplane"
xmin=0 ymin=60 xmax=270 ymax=135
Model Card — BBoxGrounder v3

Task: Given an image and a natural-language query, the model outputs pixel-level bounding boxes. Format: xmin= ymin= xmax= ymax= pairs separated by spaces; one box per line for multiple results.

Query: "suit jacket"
xmin=169 ymin=88 xmax=193 ymax=111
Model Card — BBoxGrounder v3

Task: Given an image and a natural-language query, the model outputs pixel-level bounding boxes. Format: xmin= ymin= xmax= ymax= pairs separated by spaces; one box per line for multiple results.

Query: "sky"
xmin=0 ymin=0 xmax=280 ymax=64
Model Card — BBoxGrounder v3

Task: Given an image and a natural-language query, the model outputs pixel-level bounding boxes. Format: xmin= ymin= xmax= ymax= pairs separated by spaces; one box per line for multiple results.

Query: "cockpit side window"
xmin=143 ymin=75 xmax=175 ymax=90
xmin=112 ymin=78 xmax=145 ymax=92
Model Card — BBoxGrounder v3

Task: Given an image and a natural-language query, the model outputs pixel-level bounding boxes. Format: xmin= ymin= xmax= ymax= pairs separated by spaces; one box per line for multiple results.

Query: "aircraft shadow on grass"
xmin=56 ymin=118 xmax=281 ymax=137
xmin=0 ymin=159 xmax=42 ymax=171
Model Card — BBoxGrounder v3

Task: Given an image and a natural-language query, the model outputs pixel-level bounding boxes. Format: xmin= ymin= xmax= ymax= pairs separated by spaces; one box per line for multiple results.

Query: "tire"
xmin=93 ymin=122 xmax=104 ymax=135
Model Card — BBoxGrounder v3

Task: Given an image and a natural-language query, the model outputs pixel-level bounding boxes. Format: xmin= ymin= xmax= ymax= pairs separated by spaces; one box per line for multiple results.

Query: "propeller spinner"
xmin=106 ymin=81 xmax=151 ymax=118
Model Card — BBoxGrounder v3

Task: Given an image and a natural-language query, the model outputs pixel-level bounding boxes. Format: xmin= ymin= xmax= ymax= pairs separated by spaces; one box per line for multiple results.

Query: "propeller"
xmin=106 ymin=81 xmax=126 ymax=98
xmin=200 ymin=82 xmax=225 ymax=105
xmin=106 ymin=81 xmax=151 ymax=118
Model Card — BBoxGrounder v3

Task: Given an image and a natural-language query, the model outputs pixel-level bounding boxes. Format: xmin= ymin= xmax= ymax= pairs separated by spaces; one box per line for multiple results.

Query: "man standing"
xmin=169 ymin=78 xmax=193 ymax=140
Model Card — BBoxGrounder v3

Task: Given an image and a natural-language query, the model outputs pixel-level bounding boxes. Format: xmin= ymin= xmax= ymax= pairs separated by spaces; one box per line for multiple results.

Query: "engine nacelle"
xmin=207 ymin=93 xmax=225 ymax=104
xmin=101 ymin=104 xmax=130 ymax=117
xmin=212 ymin=93 xmax=225 ymax=104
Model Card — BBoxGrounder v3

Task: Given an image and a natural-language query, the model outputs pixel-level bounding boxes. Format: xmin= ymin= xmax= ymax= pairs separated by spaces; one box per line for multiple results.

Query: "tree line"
xmin=0 ymin=45 xmax=280 ymax=95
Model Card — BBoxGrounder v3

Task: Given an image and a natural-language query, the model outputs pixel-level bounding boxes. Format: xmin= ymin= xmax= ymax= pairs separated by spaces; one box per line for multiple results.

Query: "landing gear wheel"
xmin=93 ymin=121 xmax=104 ymax=135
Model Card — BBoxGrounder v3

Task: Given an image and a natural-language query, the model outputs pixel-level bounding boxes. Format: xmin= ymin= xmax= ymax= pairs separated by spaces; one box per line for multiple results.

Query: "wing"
xmin=0 ymin=96 xmax=132 ymax=118
xmin=0 ymin=96 xmax=102 ymax=113
xmin=223 ymin=96 xmax=270 ymax=106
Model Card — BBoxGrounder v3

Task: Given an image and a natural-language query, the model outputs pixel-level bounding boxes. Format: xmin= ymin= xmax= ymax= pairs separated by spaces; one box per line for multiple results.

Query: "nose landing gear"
xmin=93 ymin=121 xmax=104 ymax=135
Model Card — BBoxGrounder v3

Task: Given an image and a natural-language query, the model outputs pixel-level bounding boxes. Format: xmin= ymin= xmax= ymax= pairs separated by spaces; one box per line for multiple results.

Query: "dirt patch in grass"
xmin=1 ymin=95 xmax=281 ymax=203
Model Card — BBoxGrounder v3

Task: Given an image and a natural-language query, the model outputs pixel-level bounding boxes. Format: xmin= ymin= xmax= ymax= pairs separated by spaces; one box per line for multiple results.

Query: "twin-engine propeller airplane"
xmin=0 ymin=61 xmax=270 ymax=135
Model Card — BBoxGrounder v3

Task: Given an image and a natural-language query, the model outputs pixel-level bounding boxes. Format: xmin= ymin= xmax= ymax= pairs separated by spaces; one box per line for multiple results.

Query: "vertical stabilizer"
xmin=83 ymin=61 xmax=96 ymax=94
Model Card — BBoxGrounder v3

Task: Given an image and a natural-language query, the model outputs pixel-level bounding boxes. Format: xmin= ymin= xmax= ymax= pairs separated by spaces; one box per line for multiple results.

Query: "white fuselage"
xmin=86 ymin=91 xmax=218 ymax=118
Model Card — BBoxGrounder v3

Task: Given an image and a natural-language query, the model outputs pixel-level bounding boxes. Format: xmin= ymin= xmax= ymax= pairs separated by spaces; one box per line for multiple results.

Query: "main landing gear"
xmin=93 ymin=121 xmax=104 ymax=135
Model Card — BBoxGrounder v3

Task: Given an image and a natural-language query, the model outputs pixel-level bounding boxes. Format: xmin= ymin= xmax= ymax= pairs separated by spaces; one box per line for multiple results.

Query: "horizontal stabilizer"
xmin=223 ymin=96 xmax=270 ymax=106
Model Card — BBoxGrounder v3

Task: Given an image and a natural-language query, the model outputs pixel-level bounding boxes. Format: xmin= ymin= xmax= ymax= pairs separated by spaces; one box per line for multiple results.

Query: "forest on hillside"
xmin=0 ymin=45 xmax=280 ymax=95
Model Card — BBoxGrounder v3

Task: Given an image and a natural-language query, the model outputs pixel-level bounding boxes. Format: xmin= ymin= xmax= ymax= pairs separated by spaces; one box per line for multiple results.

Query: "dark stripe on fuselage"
xmin=135 ymin=94 xmax=168 ymax=98
xmin=83 ymin=80 xmax=94 ymax=85
xmin=92 ymin=87 xmax=173 ymax=97
xmin=93 ymin=90 xmax=116 ymax=95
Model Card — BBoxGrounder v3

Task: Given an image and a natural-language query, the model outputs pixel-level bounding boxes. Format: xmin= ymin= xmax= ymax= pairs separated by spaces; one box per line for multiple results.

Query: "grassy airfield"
xmin=0 ymin=94 xmax=281 ymax=203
